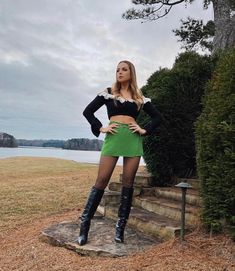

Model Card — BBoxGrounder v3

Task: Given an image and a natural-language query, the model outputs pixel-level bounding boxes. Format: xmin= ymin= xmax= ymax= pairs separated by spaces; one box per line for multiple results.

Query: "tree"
xmin=122 ymin=0 xmax=235 ymax=51
xmin=0 ymin=133 xmax=17 ymax=147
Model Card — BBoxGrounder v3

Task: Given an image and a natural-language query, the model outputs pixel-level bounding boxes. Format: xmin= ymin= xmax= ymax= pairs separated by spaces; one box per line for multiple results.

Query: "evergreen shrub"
xmin=195 ymin=49 xmax=235 ymax=235
xmin=139 ymin=52 xmax=213 ymax=185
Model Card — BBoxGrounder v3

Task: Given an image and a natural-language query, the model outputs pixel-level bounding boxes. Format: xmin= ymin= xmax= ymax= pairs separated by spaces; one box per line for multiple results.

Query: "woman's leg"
xmin=95 ymin=156 xmax=119 ymax=189
xmin=77 ymin=155 xmax=118 ymax=245
xmin=121 ymin=156 xmax=141 ymax=188
xmin=115 ymin=156 xmax=141 ymax=243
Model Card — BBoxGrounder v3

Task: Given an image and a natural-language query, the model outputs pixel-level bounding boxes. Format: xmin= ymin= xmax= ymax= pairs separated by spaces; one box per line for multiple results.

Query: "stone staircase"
xmin=98 ymin=171 xmax=202 ymax=241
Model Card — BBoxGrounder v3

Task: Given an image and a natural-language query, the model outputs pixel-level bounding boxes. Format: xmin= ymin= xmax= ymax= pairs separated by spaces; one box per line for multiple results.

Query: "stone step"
xmin=119 ymin=172 xmax=153 ymax=187
xmin=100 ymin=205 xmax=187 ymax=241
xmin=100 ymin=190 xmax=120 ymax=207
xmin=133 ymin=196 xmax=200 ymax=226
xmin=99 ymin=187 xmax=155 ymax=213
xmin=108 ymin=182 xmax=142 ymax=196
xmin=107 ymin=183 xmax=201 ymax=206
xmin=141 ymin=187 xmax=156 ymax=196
xmin=177 ymin=178 xmax=201 ymax=190
xmin=154 ymin=187 xmax=202 ymax=207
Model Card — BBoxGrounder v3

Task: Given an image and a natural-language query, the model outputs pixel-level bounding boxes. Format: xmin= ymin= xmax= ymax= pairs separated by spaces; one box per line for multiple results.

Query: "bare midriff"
xmin=110 ymin=115 xmax=136 ymax=124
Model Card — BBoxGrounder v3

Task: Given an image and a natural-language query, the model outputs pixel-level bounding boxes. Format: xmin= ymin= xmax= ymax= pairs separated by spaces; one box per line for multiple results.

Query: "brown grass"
xmin=0 ymin=157 xmax=121 ymax=232
xmin=0 ymin=157 xmax=234 ymax=271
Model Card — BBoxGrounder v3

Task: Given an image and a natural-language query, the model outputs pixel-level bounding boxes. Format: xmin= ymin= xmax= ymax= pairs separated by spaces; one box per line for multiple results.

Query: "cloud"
xmin=0 ymin=0 xmax=213 ymax=139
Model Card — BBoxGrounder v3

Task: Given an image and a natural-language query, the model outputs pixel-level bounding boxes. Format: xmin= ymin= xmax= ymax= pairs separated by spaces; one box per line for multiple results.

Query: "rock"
xmin=41 ymin=217 xmax=161 ymax=257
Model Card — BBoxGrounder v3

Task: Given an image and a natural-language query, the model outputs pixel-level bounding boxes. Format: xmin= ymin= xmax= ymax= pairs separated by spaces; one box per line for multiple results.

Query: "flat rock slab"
xmin=41 ymin=217 xmax=161 ymax=257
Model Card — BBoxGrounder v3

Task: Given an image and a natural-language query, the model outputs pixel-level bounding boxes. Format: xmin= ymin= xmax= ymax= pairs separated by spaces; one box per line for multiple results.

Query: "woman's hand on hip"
xmin=100 ymin=123 xmax=119 ymax=134
xmin=129 ymin=123 xmax=146 ymax=135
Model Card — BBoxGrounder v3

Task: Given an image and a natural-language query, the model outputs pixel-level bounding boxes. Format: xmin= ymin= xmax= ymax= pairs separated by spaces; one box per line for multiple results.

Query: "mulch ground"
xmin=0 ymin=157 xmax=234 ymax=271
xmin=0 ymin=209 xmax=234 ymax=271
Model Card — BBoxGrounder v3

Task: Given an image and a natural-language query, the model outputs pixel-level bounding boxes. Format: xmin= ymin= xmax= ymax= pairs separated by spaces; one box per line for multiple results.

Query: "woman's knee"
xmin=94 ymin=178 xmax=109 ymax=190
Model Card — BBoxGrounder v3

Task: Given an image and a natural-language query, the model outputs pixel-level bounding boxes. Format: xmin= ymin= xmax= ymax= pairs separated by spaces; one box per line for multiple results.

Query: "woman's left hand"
xmin=129 ymin=123 xmax=146 ymax=135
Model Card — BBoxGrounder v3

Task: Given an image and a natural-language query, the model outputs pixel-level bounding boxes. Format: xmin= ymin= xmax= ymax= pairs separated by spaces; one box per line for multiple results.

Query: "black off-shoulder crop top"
xmin=83 ymin=87 xmax=163 ymax=137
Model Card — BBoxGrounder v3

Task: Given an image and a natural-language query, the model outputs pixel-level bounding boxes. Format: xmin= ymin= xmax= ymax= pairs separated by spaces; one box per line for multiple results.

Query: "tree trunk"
xmin=212 ymin=0 xmax=235 ymax=51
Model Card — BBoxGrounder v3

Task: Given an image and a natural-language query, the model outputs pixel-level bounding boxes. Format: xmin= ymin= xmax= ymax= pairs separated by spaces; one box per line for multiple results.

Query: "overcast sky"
xmin=0 ymin=0 xmax=213 ymax=140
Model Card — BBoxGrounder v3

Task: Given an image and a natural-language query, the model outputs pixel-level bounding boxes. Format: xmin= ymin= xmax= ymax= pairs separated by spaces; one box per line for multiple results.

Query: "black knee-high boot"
xmin=115 ymin=186 xmax=134 ymax=243
xmin=77 ymin=186 xmax=104 ymax=246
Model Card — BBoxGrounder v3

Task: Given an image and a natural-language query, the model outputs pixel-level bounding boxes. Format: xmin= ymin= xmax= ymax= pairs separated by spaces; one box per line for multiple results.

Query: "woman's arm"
xmin=83 ymin=95 xmax=106 ymax=137
xmin=142 ymin=100 xmax=164 ymax=135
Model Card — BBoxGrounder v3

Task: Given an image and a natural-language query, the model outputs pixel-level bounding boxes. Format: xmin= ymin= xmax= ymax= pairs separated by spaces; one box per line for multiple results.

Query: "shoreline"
xmin=0 ymin=147 xmax=146 ymax=165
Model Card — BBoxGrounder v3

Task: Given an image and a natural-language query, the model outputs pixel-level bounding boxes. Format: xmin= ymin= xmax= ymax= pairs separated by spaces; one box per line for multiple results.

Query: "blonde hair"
xmin=111 ymin=60 xmax=143 ymax=108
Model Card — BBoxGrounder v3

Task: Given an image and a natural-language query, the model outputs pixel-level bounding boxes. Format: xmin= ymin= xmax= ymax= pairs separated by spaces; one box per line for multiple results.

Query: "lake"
xmin=0 ymin=147 xmax=145 ymax=165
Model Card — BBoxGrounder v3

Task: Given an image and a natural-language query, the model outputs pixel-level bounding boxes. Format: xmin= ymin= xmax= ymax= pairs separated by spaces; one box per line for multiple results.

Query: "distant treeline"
xmin=17 ymin=139 xmax=65 ymax=148
xmin=17 ymin=138 xmax=103 ymax=151
xmin=63 ymin=138 xmax=103 ymax=151
xmin=0 ymin=133 xmax=18 ymax=147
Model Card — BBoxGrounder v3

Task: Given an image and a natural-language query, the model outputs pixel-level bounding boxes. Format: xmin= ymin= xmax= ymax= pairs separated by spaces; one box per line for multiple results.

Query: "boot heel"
xmin=78 ymin=221 xmax=90 ymax=246
xmin=115 ymin=219 xmax=126 ymax=243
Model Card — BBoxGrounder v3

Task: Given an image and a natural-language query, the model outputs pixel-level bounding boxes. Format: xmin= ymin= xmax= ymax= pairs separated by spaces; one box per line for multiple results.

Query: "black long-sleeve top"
xmin=83 ymin=88 xmax=163 ymax=137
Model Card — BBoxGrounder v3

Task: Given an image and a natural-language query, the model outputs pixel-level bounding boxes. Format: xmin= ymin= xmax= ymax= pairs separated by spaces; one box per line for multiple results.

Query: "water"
xmin=0 ymin=147 xmax=145 ymax=165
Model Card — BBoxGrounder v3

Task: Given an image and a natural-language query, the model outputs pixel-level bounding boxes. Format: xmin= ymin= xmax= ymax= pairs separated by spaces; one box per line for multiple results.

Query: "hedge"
xmin=195 ymin=49 xmax=235 ymax=235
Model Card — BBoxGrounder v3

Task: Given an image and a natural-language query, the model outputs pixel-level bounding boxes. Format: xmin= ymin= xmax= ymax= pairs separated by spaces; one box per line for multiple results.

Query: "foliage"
xmin=63 ymin=138 xmax=103 ymax=151
xmin=122 ymin=1 xmax=210 ymax=22
xmin=123 ymin=0 xmax=235 ymax=52
xmin=0 ymin=133 xmax=17 ymax=147
xmin=138 ymin=51 xmax=214 ymax=185
xmin=173 ymin=18 xmax=215 ymax=52
xmin=17 ymin=139 xmax=65 ymax=148
xmin=17 ymin=138 xmax=103 ymax=151
xmin=195 ymin=49 xmax=235 ymax=234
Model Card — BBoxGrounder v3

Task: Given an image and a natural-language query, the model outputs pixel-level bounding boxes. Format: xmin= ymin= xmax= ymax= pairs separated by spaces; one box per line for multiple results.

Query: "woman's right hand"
xmin=100 ymin=123 xmax=119 ymax=134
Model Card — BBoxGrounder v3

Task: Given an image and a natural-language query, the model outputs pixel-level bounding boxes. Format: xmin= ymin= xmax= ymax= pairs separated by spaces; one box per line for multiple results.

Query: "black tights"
xmin=94 ymin=156 xmax=141 ymax=190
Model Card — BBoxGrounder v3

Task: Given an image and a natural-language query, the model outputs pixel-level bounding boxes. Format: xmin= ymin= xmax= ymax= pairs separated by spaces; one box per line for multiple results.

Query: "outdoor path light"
xmin=175 ymin=181 xmax=192 ymax=241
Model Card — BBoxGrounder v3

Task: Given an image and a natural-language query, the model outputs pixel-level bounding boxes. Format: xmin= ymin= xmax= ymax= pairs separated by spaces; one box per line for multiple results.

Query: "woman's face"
xmin=116 ymin=62 xmax=131 ymax=83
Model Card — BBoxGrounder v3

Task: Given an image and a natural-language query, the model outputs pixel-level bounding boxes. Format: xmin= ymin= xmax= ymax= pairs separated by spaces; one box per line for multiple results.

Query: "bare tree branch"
xmin=132 ymin=0 xmax=185 ymax=5
xmin=123 ymin=0 xmax=187 ymax=21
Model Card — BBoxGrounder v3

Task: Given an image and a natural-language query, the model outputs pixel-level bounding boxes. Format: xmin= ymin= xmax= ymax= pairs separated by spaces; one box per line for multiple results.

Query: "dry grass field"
xmin=0 ymin=157 xmax=234 ymax=271
xmin=0 ymin=157 xmax=123 ymax=232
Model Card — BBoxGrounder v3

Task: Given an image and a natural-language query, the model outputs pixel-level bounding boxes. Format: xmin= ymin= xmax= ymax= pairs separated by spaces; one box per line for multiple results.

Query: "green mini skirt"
xmin=101 ymin=121 xmax=143 ymax=157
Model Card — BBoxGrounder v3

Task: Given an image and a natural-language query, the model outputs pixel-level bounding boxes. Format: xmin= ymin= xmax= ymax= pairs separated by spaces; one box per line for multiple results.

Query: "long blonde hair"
xmin=111 ymin=60 xmax=143 ymax=108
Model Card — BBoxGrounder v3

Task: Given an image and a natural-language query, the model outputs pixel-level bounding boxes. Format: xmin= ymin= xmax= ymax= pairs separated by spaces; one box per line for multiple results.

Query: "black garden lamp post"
xmin=175 ymin=181 xmax=192 ymax=241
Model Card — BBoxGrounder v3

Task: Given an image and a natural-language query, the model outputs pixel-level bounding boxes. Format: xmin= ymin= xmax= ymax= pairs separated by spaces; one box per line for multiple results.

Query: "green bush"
xmin=139 ymin=51 xmax=213 ymax=185
xmin=195 ymin=49 xmax=235 ymax=234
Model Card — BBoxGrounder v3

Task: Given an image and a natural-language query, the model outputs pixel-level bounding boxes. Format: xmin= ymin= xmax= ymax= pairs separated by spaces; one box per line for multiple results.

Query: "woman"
xmin=78 ymin=60 xmax=163 ymax=246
